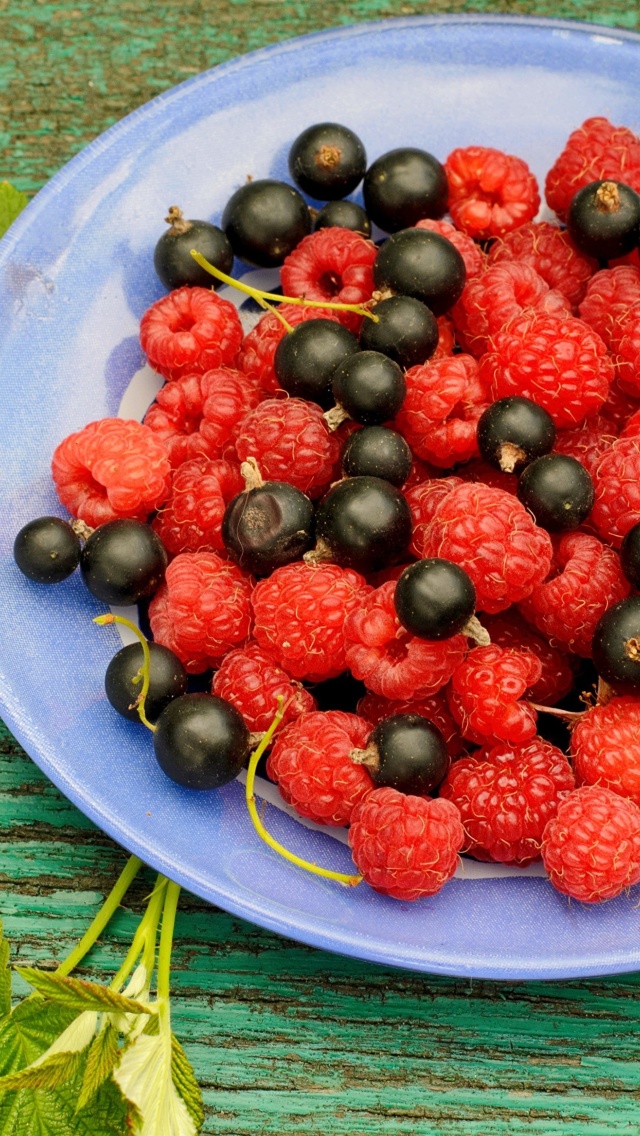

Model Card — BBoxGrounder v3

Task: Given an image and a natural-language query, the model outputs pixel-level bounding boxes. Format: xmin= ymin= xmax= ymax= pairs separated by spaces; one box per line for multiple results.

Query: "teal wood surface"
xmin=2 ymin=2 xmax=640 ymax=1133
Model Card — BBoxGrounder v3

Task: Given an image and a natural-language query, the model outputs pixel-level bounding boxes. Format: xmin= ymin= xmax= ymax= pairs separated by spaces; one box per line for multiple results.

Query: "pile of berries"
xmin=14 ymin=116 xmax=640 ymax=906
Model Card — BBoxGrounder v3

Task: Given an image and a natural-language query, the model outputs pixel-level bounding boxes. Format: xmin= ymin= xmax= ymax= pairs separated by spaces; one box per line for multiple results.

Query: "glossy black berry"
xmin=567 ymin=180 xmax=640 ymax=261
xmin=331 ymin=350 xmax=406 ymax=425
xmin=289 ymin=122 xmax=366 ymax=200
xmin=315 ymin=476 xmax=412 ymax=574
xmin=153 ymin=693 xmax=250 ymax=789
xmin=222 ymin=179 xmax=311 ymax=268
xmin=342 ymin=426 xmax=412 ymax=487
xmin=373 ymin=228 xmax=465 ymax=315
xmin=363 ymin=147 xmax=448 ymax=232
xmin=80 ymin=520 xmax=168 ymax=606
xmin=153 ymin=206 xmax=233 ymax=290
xmin=477 ymin=397 xmax=557 ymax=473
xmin=223 ymin=481 xmax=314 ymax=576
xmin=359 ymin=295 xmax=438 ymax=369
xmin=394 ymin=559 xmax=476 ymax=640
xmin=105 ymin=642 xmax=187 ymax=724
xmin=517 ymin=454 xmax=594 ymax=532
xmin=13 ymin=517 xmax=81 ymax=584
xmin=354 ymin=714 xmax=448 ymax=795
xmin=620 ymin=522 xmax=640 ymax=589
xmin=274 ymin=318 xmax=359 ymax=408
xmin=592 ymin=597 xmax=640 ymax=692
xmin=314 ymin=200 xmax=371 ymax=237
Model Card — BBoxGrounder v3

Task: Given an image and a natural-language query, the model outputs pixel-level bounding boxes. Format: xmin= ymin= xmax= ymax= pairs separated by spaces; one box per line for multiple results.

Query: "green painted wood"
xmin=2 ymin=3 xmax=640 ymax=1132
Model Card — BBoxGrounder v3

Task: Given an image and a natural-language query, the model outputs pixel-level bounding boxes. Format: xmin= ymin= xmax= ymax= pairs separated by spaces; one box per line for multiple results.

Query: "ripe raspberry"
xmin=415 ymin=218 xmax=486 ymax=279
xmin=267 ymin=711 xmax=373 ymax=827
xmin=488 ymin=221 xmax=596 ymax=309
xmin=344 ymin=581 xmax=467 ymax=701
xmin=394 ymin=355 xmax=489 ymax=467
xmin=349 ymin=788 xmax=464 ymax=900
xmin=404 ymin=477 xmax=465 ymax=558
xmin=152 ymin=458 xmax=243 ymax=555
xmin=144 ymin=368 xmax=263 ymax=469
xmin=452 ymin=261 xmax=570 ymax=358
xmin=621 ymin=408 xmax=640 ymax=439
xmin=578 ymin=265 xmax=640 ymax=347
xmin=149 ymin=552 xmax=252 ymax=673
xmin=447 ymin=645 xmax=541 ymax=745
xmin=252 ymin=561 xmax=366 ymax=682
xmin=611 ymin=302 xmax=640 ymax=395
xmin=545 ymin=117 xmax=640 ymax=220
xmin=433 ymin=315 xmax=456 ymax=360
xmin=444 ymin=146 xmax=540 ymax=240
xmin=212 ymin=642 xmax=316 ymax=734
xmin=440 ymin=739 xmax=575 ymax=865
xmin=234 ymin=398 xmax=340 ymax=498
xmin=401 ymin=455 xmax=440 ymax=492
xmin=591 ymin=436 xmax=640 ymax=547
xmin=237 ymin=304 xmax=343 ymax=396
xmin=601 ymin=378 xmax=640 ymax=432
xmin=51 ymin=418 xmax=171 ymax=528
xmin=541 ymin=785 xmax=640 ymax=903
xmin=420 ymin=481 xmax=553 ymax=613
xmin=571 ymin=696 xmax=640 ymax=807
xmin=552 ymin=414 xmax=616 ymax=478
xmin=140 ymin=286 xmax=243 ymax=381
xmin=456 ymin=459 xmax=519 ymax=497
xmin=357 ymin=691 xmax=467 ymax=759
xmin=479 ymin=311 xmax=614 ymax=428
xmin=519 ymin=532 xmax=630 ymax=657
xmin=482 ymin=611 xmax=575 ymax=706
xmin=280 ymin=227 xmax=376 ymax=332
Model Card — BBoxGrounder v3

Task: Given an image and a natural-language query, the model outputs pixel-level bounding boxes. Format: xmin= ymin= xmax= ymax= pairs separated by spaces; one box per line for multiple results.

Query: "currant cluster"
xmin=14 ymin=115 xmax=640 ymax=905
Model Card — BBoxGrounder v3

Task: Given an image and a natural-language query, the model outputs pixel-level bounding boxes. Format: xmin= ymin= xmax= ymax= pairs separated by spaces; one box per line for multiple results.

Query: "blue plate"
xmin=2 ymin=14 xmax=640 ymax=980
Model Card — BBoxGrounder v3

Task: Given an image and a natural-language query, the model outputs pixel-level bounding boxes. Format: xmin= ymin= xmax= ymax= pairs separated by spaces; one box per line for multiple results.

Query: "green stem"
xmin=109 ymin=876 xmax=168 ymax=993
xmin=94 ymin=613 xmax=155 ymax=731
xmin=157 ymin=881 xmax=181 ymax=1025
xmin=56 ymin=855 xmax=143 ymax=977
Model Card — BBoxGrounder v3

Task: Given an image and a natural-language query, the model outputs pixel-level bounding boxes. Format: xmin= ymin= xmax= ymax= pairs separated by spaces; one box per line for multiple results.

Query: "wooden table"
xmin=2 ymin=3 xmax=640 ymax=1133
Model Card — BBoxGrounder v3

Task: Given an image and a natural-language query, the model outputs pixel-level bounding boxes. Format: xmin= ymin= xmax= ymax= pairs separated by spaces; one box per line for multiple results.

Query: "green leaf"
xmin=15 ymin=969 xmax=155 ymax=1017
xmin=114 ymin=1030 xmax=197 ymax=1136
xmin=76 ymin=1024 xmax=121 ymax=1113
xmin=0 ymin=922 xmax=11 ymax=1018
xmin=171 ymin=1034 xmax=204 ymax=1132
xmin=0 ymin=182 xmax=27 ymax=240
xmin=0 ymin=999 xmax=76 ymax=1076
xmin=0 ymin=1069 xmax=135 ymax=1136
xmin=0 ymin=1050 xmax=84 ymax=1093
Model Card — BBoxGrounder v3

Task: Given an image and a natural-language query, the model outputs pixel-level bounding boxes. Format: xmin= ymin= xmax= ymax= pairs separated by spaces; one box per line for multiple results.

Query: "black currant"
xmin=222 ymin=179 xmax=311 ymax=268
xmin=352 ymin=714 xmax=448 ymax=795
xmin=373 ymin=228 xmax=466 ymax=315
xmin=80 ymin=520 xmax=168 ymax=606
xmin=153 ymin=693 xmax=250 ymax=789
xmin=153 ymin=206 xmax=233 ymax=290
xmin=314 ymin=199 xmax=371 ymax=237
xmin=477 ymin=397 xmax=557 ymax=473
xmin=567 ymin=180 xmax=640 ymax=261
xmin=592 ymin=597 xmax=640 ymax=692
xmin=363 ymin=147 xmax=448 ymax=232
xmin=274 ymin=318 xmax=359 ymax=408
xmin=288 ymin=122 xmax=366 ymax=200
xmin=331 ymin=350 xmax=406 ymax=425
xmin=314 ymin=476 xmax=412 ymax=574
xmin=342 ymin=426 xmax=412 ymax=487
xmin=105 ymin=642 xmax=187 ymax=724
xmin=517 ymin=454 xmax=594 ymax=532
xmin=394 ymin=558 xmax=476 ymax=640
xmin=13 ymin=517 xmax=81 ymax=584
xmin=223 ymin=478 xmax=314 ymax=576
xmin=359 ymin=295 xmax=439 ymax=369
xmin=621 ymin=522 xmax=640 ymax=589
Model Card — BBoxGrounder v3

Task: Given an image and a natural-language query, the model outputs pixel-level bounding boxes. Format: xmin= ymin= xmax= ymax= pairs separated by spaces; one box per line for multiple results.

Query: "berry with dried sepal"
xmin=222 ymin=463 xmax=314 ymax=576
xmin=394 ymin=558 xmax=476 ymax=641
xmin=289 ymin=122 xmax=366 ymax=200
xmin=592 ymin=597 xmax=640 ymax=692
xmin=357 ymin=690 xmax=467 ymax=759
xmin=477 ymin=397 xmax=556 ymax=474
xmin=153 ymin=692 xmax=249 ymax=789
xmin=545 ymin=116 xmax=640 ymax=221
xmin=13 ymin=517 xmax=81 ymax=584
xmin=331 ymin=350 xmax=406 ymax=426
xmin=351 ymin=713 xmax=449 ymax=795
xmin=567 ymin=180 xmax=640 ymax=261
xmin=154 ymin=205 xmax=233 ymax=290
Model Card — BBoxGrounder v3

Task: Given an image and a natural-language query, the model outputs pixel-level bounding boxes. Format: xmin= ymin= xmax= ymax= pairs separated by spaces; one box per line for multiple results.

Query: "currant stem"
xmin=109 ymin=875 xmax=168 ymax=994
xmin=157 ymin=880 xmax=181 ymax=1027
xmin=93 ymin=613 xmax=155 ymax=731
xmin=56 ymin=854 xmax=143 ymax=977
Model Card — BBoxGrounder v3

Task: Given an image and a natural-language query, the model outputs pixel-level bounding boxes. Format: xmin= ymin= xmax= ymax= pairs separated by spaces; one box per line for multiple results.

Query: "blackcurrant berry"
xmin=352 ymin=714 xmax=448 ymax=795
xmin=477 ymin=397 xmax=557 ymax=473
xmin=313 ymin=200 xmax=371 ymax=237
xmin=363 ymin=147 xmax=448 ymax=232
xmin=274 ymin=318 xmax=359 ymax=408
xmin=621 ymin=522 xmax=640 ymax=589
xmin=222 ymin=179 xmax=311 ymax=268
xmin=153 ymin=693 xmax=250 ymax=789
xmin=80 ymin=520 xmax=168 ymax=606
xmin=359 ymin=295 xmax=439 ymax=369
xmin=373 ymin=228 xmax=466 ymax=315
xmin=331 ymin=350 xmax=406 ymax=425
xmin=394 ymin=558 xmax=476 ymax=640
xmin=223 ymin=480 xmax=314 ymax=576
xmin=517 ymin=454 xmax=594 ymax=532
xmin=592 ymin=597 xmax=640 ymax=692
xmin=105 ymin=642 xmax=187 ymax=724
xmin=13 ymin=517 xmax=81 ymax=584
xmin=567 ymin=180 xmax=640 ymax=261
xmin=342 ymin=426 xmax=412 ymax=487
xmin=153 ymin=206 xmax=233 ymax=290
xmin=288 ymin=122 xmax=366 ymax=200
xmin=314 ymin=476 xmax=412 ymax=574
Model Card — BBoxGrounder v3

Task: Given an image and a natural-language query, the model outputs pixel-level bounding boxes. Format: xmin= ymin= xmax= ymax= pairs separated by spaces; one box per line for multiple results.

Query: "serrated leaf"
xmin=114 ymin=1030 xmax=197 ymax=1136
xmin=0 ymin=1048 xmax=84 ymax=1093
xmin=0 ymin=182 xmax=27 ymax=240
xmin=15 ymin=969 xmax=155 ymax=1017
xmin=0 ymin=922 xmax=11 ymax=1018
xmin=76 ymin=1023 xmax=121 ymax=1113
xmin=171 ymin=1035 xmax=204 ymax=1132
xmin=0 ymin=1070 xmax=135 ymax=1136
xmin=0 ymin=999 xmax=76 ymax=1076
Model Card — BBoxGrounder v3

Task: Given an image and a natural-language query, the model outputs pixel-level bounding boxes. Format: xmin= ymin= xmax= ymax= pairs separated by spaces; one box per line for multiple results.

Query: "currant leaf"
xmin=0 ymin=182 xmax=27 ymax=240
xmin=15 ymin=969 xmax=155 ymax=1017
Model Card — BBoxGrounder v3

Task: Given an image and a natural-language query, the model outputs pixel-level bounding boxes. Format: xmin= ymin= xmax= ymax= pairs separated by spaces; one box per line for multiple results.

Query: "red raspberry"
xmin=481 ymin=611 xmax=575 ymax=706
xmin=252 ymin=561 xmax=365 ymax=682
xmin=267 ymin=711 xmax=373 ymax=827
xmin=552 ymin=414 xmax=616 ymax=478
xmin=401 ymin=455 xmax=441 ymax=492
xmin=578 ymin=265 xmax=640 ymax=347
xmin=344 ymin=581 xmax=467 ymax=701
xmin=212 ymin=642 xmax=316 ymax=734
xmin=420 ymin=481 xmax=553 ymax=613
xmin=519 ymin=533 xmax=630 ymax=657
xmin=237 ymin=304 xmax=343 ymax=396
xmin=611 ymin=301 xmax=640 ymax=395
xmin=592 ymin=436 xmax=640 ymax=547
xmin=139 ymin=287 xmax=243 ymax=381
xmin=452 ymin=262 xmax=570 ymax=358
xmin=280 ymin=227 xmax=376 ymax=332
xmin=600 ymin=378 xmax=640 ymax=432
xmin=545 ymin=117 xmax=640 ymax=221
xmin=440 ymin=739 xmax=575 ymax=865
xmin=447 ymin=645 xmax=541 ymax=745
xmin=144 ymin=368 xmax=262 ymax=469
xmin=415 ymin=218 xmax=486 ymax=279
xmin=235 ymin=398 xmax=340 ymax=499
xmin=349 ymin=788 xmax=464 ymax=900
xmin=404 ymin=477 xmax=465 ymax=558
xmin=621 ymin=409 xmax=640 ymax=439
xmin=395 ymin=355 xmax=489 ymax=468
xmin=149 ymin=552 xmax=252 ymax=673
xmin=571 ymin=697 xmax=640 ymax=807
xmin=488 ymin=221 xmax=596 ymax=310
xmin=152 ymin=457 xmax=243 ymax=555
xmin=479 ymin=311 xmax=614 ymax=429
xmin=433 ymin=315 xmax=456 ymax=360
xmin=541 ymin=785 xmax=640 ymax=903
xmin=444 ymin=146 xmax=540 ymax=240
xmin=357 ymin=691 xmax=467 ymax=759
xmin=51 ymin=418 xmax=171 ymax=528
xmin=456 ymin=458 xmax=519 ymax=497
